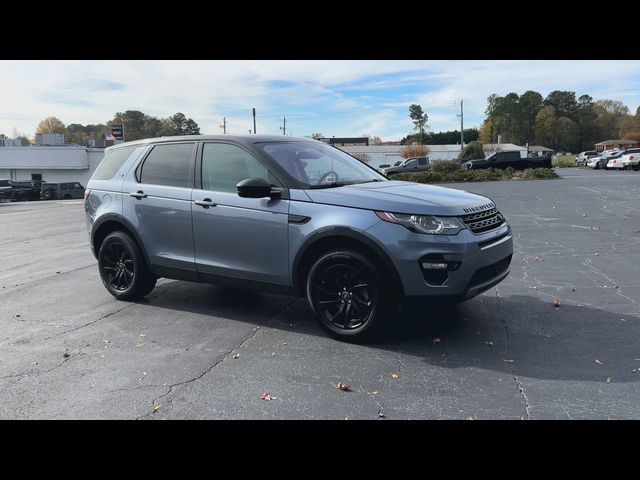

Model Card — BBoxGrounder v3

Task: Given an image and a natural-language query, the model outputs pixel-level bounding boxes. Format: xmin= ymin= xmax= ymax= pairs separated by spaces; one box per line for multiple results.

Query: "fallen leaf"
xmin=89 ymin=383 xmax=96 ymax=388
xmin=335 ymin=382 xmax=351 ymax=392
xmin=553 ymin=299 xmax=561 ymax=308
xmin=621 ymin=318 xmax=627 ymax=322
xmin=594 ymin=253 xmax=599 ymax=256
xmin=271 ymin=352 xmax=276 ymax=357
xmin=606 ymin=377 xmax=612 ymax=384
xmin=260 ymin=392 xmax=273 ymax=401
xmin=532 ymin=286 xmax=538 ymax=290
xmin=136 ymin=343 xmax=145 ymax=347
xmin=344 ymin=416 xmax=352 ymax=420
xmin=632 ymin=369 xmax=637 ymax=373
xmin=595 ymin=359 xmax=603 ymax=365
xmin=432 ymin=337 xmax=442 ymax=344
xmin=139 ymin=334 xmax=146 ymax=337
xmin=103 ymin=340 xmax=110 ymax=344
xmin=15 ymin=314 xmax=20 ymax=318
xmin=233 ymin=353 xmax=240 ymax=359
xmin=283 ymin=342 xmax=287 ymax=346
xmin=503 ymin=358 xmax=514 ymax=363
xmin=377 ymin=411 xmax=386 ymax=419
xmin=582 ymin=214 xmax=587 ymax=217
xmin=467 ymin=416 xmax=476 ymax=420
xmin=535 ymin=256 xmax=544 ymax=262
xmin=391 ymin=372 xmax=400 ymax=380
xmin=571 ymin=288 xmax=576 ymax=292
xmin=371 ymin=390 xmax=380 ymax=395
xmin=63 ymin=352 xmax=70 ymax=358
xmin=153 ymin=405 xmax=160 ymax=413
xmin=485 ymin=341 xmax=494 ymax=347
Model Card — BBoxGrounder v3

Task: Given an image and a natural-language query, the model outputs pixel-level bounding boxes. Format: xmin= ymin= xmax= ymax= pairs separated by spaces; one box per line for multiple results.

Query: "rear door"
xmin=121 ymin=142 xmax=197 ymax=272
xmin=417 ymin=157 xmax=429 ymax=171
xmin=192 ymin=142 xmax=290 ymax=285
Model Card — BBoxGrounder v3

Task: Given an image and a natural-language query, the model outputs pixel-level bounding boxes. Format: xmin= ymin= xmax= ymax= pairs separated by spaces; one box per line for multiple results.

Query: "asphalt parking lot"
xmin=1 ymin=167 xmax=639 ymax=419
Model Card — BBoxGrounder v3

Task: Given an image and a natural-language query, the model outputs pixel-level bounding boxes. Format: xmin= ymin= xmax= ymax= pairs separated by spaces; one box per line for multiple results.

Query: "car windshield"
xmin=260 ymin=142 xmax=386 ymax=188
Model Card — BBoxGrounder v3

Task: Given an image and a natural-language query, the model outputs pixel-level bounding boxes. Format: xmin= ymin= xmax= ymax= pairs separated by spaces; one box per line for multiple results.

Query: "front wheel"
xmin=306 ymin=249 xmax=393 ymax=341
xmin=98 ymin=231 xmax=157 ymax=300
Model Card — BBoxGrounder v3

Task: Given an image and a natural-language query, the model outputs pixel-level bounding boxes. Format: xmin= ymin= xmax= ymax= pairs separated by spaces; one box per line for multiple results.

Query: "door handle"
xmin=194 ymin=198 xmax=217 ymax=208
xmin=129 ymin=190 xmax=147 ymax=199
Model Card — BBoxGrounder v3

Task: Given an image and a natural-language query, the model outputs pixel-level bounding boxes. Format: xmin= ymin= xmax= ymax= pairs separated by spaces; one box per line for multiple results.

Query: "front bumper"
xmin=366 ymin=220 xmax=513 ymax=299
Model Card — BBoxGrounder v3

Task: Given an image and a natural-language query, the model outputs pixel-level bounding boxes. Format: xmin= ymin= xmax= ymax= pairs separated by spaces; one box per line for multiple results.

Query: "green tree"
xmin=409 ymin=104 xmax=428 ymax=144
xmin=458 ymin=141 xmax=485 ymax=160
xmin=544 ymin=91 xmax=578 ymax=118
xmin=519 ymin=90 xmax=543 ymax=146
xmin=143 ymin=115 xmax=163 ymax=137
xmin=161 ymin=112 xmax=201 ymax=136
xmin=36 ymin=116 xmax=67 ymax=136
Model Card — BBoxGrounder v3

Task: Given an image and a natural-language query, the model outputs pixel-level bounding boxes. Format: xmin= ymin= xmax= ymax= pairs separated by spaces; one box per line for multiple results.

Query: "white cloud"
xmin=1 ymin=60 xmax=639 ymax=140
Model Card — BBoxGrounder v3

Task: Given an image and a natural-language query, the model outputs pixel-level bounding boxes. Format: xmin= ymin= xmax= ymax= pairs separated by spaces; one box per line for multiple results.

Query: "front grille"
xmin=468 ymin=254 xmax=512 ymax=288
xmin=459 ymin=207 xmax=505 ymax=234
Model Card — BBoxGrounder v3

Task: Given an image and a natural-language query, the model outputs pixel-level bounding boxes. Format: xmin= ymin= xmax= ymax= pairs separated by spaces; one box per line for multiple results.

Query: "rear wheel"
xmin=42 ymin=189 xmax=54 ymax=200
xmin=632 ymin=165 xmax=639 ymax=171
xmin=98 ymin=231 xmax=157 ymax=300
xmin=306 ymin=249 xmax=393 ymax=341
xmin=63 ymin=194 xmax=71 ymax=199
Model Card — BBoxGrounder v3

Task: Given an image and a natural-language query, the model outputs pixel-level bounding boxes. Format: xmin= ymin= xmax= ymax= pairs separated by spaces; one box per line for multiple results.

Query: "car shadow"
xmin=137 ymin=279 xmax=640 ymax=384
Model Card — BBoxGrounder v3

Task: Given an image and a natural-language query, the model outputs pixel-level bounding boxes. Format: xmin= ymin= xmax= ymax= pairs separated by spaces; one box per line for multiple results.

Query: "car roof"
xmin=105 ymin=134 xmax=320 ymax=153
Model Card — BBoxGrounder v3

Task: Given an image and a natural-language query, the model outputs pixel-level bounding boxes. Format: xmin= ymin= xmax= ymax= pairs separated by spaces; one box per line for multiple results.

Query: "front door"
xmin=192 ymin=142 xmax=290 ymax=285
xmin=121 ymin=142 xmax=196 ymax=271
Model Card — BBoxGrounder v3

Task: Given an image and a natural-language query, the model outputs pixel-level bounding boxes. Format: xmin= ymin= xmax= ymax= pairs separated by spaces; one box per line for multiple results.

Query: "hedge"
xmin=392 ymin=167 xmax=559 ymax=184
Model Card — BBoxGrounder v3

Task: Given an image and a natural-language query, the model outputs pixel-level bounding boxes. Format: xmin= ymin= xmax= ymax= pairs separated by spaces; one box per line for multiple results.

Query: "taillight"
xmin=631 ymin=156 xmax=635 ymax=161
xmin=84 ymin=189 xmax=91 ymax=201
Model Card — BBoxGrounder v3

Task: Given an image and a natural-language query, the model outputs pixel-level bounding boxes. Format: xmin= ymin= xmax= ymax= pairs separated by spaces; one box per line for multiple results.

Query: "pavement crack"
xmin=134 ymin=299 xmax=296 ymax=420
xmin=44 ymin=304 xmax=136 ymax=340
xmin=513 ymin=374 xmax=532 ymax=420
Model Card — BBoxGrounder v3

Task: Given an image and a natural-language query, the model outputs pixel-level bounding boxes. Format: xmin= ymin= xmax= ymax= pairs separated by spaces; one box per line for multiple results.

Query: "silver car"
xmin=85 ymin=136 xmax=513 ymax=341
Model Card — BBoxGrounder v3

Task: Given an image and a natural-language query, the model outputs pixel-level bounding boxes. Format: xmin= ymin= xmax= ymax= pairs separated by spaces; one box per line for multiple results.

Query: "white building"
xmin=0 ymin=146 xmax=105 ymax=185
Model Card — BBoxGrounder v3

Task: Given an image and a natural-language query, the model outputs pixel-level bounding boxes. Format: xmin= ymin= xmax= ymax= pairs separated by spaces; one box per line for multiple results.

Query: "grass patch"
xmin=392 ymin=167 xmax=559 ymax=184
xmin=552 ymin=155 xmax=577 ymax=167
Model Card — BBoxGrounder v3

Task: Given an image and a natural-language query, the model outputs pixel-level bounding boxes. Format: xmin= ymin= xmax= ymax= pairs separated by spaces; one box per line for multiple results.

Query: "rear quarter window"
xmin=92 ymin=146 xmax=138 ymax=181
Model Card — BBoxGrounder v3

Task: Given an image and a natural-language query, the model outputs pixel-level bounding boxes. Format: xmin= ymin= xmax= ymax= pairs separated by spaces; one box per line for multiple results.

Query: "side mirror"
xmin=237 ymin=178 xmax=275 ymax=199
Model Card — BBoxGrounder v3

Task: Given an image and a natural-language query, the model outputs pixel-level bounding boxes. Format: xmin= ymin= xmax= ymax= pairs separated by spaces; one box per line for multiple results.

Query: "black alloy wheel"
xmin=98 ymin=231 xmax=157 ymax=300
xmin=307 ymin=250 xmax=392 ymax=341
xmin=101 ymin=242 xmax=135 ymax=291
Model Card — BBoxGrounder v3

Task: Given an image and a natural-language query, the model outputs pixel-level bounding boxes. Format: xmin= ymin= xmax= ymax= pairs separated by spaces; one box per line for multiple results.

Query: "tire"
xmin=98 ymin=231 xmax=157 ymax=300
xmin=42 ymin=189 xmax=54 ymax=200
xmin=63 ymin=194 xmax=71 ymax=199
xmin=632 ymin=165 xmax=639 ymax=171
xmin=306 ymin=249 xmax=394 ymax=342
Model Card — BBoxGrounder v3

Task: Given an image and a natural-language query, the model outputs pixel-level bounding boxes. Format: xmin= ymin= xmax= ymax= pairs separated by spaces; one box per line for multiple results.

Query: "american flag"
xmin=105 ymin=133 xmax=116 ymax=141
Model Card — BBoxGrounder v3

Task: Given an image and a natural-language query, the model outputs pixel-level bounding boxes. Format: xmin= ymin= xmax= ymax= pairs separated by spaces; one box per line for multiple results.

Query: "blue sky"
xmin=1 ymin=60 xmax=639 ymax=141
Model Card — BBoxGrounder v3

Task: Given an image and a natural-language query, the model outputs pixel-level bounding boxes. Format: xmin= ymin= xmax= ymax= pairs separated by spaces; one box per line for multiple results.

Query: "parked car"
xmin=85 ymin=135 xmax=513 ymax=341
xmin=462 ymin=151 xmax=552 ymax=170
xmin=576 ymin=151 xmax=599 ymax=166
xmin=380 ymin=156 xmax=430 ymax=175
xmin=588 ymin=150 xmax=620 ymax=170
xmin=603 ymin=150 xmax=628 ymax=170
xmin=621 ymin=149 xmax=640 ymax=171
xmin=41 ymin=181 xmax=85 ymax=200
xmin=0 ymin=179 xmax=40 ymax=201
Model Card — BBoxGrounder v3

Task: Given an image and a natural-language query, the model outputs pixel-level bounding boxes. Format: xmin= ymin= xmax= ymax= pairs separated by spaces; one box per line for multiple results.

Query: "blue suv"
xmin=85 ymin=135 xmax=513 ymax=340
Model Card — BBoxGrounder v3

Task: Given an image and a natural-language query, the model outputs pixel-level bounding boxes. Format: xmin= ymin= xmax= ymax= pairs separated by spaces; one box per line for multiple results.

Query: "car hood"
xmin=304 ymin=181 xmax=494 ymax=216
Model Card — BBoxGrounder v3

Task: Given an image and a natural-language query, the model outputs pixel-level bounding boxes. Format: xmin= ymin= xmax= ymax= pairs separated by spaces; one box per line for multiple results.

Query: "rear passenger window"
xmin=92 ymin=146 xmax=138 ymax=180
xmin=418 ymin=158 xmax=427 ymax=165
xmin=140 ymin=143 xmax=195 ymax=188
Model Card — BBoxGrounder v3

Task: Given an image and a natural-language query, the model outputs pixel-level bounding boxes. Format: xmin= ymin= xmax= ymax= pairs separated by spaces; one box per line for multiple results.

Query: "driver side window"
xmin=404 ymin=159 xmax=417 ymax=167
xmin=202 ymin=143 xmax=271 ymax=193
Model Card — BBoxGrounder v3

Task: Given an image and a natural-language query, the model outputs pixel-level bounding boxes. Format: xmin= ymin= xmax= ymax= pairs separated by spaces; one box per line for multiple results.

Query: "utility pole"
xmin=252 ymin=108 xmax=256 ymax=134
xmin=280 ymin=116 xmax=287 ymax=135
xmin=220 ymin=117 xmax=227 ymax=134
xmin=459 ymin=100 xmax=464 ymax=148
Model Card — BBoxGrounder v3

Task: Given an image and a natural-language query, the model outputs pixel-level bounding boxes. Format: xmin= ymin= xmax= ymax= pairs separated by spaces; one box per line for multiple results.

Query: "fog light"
xmin=422 ymin=262 xmax=448 ymax=270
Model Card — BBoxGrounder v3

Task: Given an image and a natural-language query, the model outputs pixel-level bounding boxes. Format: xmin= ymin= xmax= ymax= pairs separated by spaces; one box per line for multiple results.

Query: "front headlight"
xmin=375 ymin=211 xmax=464 ymax=235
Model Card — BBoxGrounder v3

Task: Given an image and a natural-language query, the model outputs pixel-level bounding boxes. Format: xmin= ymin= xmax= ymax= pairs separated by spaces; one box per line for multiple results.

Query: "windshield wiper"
xmin=355 ymin=179 xmax=384 ymax=184
xmin=309 ymin=182 xmax=347 ymax=189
